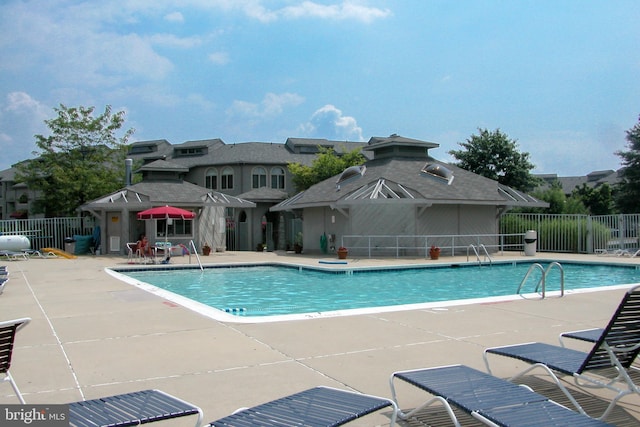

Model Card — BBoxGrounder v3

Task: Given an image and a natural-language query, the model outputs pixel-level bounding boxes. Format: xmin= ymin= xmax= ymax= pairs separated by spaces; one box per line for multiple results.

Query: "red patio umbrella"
xmin=137 ymin=205 xmax=196 ymax=251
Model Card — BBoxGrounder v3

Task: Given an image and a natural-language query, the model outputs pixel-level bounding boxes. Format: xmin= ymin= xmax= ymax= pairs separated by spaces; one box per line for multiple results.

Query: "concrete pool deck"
xmin=1 ymin=251 xmax=640 ymax=426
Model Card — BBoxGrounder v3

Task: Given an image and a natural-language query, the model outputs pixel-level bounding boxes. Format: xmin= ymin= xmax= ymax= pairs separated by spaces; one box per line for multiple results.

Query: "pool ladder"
xmin=517 ymin=262 xmax=564 ymax=298
xmin=467 ymin=244 xmax=492 ymax=265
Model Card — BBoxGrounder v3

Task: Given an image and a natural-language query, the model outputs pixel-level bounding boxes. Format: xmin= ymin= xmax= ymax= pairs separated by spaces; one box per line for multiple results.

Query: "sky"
xmin=0 ymin=1 xmax=638 ymax=176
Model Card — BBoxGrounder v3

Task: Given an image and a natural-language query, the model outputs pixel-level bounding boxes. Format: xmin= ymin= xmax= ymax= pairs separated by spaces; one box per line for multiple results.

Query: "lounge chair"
xmin=0 ymin=251 xmax=28 ymax=261
xmin=207 ymin=386 xmax=398 ymax=426
xmin=559 ymin=327 xmax=640 ymax=375
xmin=0 ymin=317 xmax=31 ymax=404
xmin=624 ymin=248 xmax=640 ymax=258
xmin=0 ymin=277 xmax=8 ymax=294
xmin=484 ymin=284 xmax=640 ymax=420
xmin=390 ymin=364 xmax=613 ymax=426
xmin=69 ymin=389 xmax=203 ymax=427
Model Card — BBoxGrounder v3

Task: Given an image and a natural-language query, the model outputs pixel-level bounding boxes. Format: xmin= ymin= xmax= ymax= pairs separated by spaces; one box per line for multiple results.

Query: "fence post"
xmin=586 ymin=216 xmax=593 ymax=253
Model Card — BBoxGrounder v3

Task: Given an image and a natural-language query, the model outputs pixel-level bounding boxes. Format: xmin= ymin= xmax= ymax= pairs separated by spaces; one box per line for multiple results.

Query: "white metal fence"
xmin=341 ymin=213 xmax=640 ymax=258
xmin=341 ymin=233 xmax=524 ymax=258
xmin=2 ymin=213 xmax=638 ymax=256
xmin=0 ymin=217 xmax=92 ymax=251
xmin=500 ymin=213 xmax=640 ymax=254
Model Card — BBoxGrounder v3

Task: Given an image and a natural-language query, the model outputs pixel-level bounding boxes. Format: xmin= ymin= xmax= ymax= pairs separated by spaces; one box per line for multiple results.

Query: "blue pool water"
xmin=117 ymin=261 xmax=640 ymax=318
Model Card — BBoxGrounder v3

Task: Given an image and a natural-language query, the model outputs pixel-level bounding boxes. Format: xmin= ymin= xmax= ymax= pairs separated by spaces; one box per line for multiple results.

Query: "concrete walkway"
xmin=1 ymin=251 xmax=640 ymax=426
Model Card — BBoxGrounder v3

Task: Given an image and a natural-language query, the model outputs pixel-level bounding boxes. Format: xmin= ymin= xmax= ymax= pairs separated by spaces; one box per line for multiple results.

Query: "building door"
xmin=235 ymin=210 xmax=249 ymax=251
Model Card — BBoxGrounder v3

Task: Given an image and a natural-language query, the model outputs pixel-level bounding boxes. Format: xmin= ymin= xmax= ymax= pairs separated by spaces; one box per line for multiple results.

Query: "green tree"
xmin=615 ymin=115 xmax=640 ymax=213
xmin=572 ymin=183 xmax=614 ymax=215
xmin=449 ymin=128 xmax=540 ymax=192
xmin=288 ymin=145 xmax=366 ymax=192
xmin=16 ymin=104 xmax=134 ymax=217
xmin=530 ymin=181 xmax=570 ymax=214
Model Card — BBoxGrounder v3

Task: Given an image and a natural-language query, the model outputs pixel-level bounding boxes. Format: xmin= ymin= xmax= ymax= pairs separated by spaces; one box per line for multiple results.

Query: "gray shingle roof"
xmin=272 ymin=157 xmax=547 ymax=211
xmin=83 ymin=181 xmax=255 ymax=209
xmin=535 ymin=169 xmax=621 ymax=194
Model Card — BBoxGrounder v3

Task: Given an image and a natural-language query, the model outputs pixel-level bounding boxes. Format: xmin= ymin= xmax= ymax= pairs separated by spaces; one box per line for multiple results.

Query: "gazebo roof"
xmin=271 ymin=156 xmax=547 ymax=211
xmin=82 ymin=180 xmax=255 ymax=211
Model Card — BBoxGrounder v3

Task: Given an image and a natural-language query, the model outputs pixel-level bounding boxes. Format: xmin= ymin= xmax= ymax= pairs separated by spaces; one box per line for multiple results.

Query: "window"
xmin=156 ymin=219 xmax=193 ymax=238
xmin=205 ymin=168 xmax=218 ymax=190
xmin=221 ymin=167 xmax=234 ymax=190
xmin=270 ymin=167 xmax=285 ymax=189
xmin=421 ymin=163 xmax=454 ymax=185
xmin=337 ymin=165 xmax=366 ymax=185
xmin=252 ymin=167 xmax=267 ymax=188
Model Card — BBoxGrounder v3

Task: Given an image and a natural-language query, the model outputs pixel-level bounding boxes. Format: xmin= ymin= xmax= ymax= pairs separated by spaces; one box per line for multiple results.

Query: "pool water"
xmin=119 ymin=262 xmax=640 ymax=318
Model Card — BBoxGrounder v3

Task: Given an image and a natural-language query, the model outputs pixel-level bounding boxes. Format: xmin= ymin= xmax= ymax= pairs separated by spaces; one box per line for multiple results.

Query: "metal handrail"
xmin=517 ymin=263 xmax=545 ymax=297
xmin=189 ymin=240 xmax=203 ymax=271
xmin=479 ymin=244 xmax=493 ymax=265
xmin=517 ymin=262 xmax=564 ymax=298
xmin=535 ymin=262 xmax=564 ymax=297
xmin=467 ymin=244 xmax=480 ymax=263
xmin=466 ymin=244 xmax=493 ymax=265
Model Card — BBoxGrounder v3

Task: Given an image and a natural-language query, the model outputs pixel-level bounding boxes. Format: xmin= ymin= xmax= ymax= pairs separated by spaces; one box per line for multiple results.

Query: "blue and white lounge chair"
xmin=390 ymin=364 xmax=613 ymax=426
xmin=69 ymin=389 xmax=203 ymax=427
xmin=484 ymin=285 xmax=640 ymax=420
xmin=0 ymin=317 xmax=31 ymax=403
xmin=208 ymin=386 xmax=398 ymax=426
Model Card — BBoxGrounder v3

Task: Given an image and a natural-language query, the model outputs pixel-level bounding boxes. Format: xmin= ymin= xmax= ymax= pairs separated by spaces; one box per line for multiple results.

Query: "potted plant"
xmin=337 ymin=246 xmax=348 ymax=259
xmin=202 ymin=244 xmax=211 ymax=256
xmin=256 ymin=243 xmax=265 ymax=252
xmin=429 ymin=245 xmax=441 ymax=260
xmin=294 ymin=232 xmax=303 ymax=254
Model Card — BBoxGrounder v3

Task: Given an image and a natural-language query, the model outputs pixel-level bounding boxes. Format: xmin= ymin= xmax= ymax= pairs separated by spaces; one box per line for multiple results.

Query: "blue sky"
xmin=1 ymin=1 xmax=638 ymax=176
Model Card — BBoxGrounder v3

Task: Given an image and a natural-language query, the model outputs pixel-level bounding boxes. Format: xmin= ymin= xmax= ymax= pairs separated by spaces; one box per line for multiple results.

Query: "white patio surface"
xmin=1 ymin=250 xmax=640 ymax=426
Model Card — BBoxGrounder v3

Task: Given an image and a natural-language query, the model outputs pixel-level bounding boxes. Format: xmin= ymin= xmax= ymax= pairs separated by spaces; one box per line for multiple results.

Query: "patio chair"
xmin=126 ymin=242 xmax=155 ymax=264
xmin=0 ymin=317 xmax=31 ymax=404
xmin=390 ymin=364 xmax=613 ymax=426
xmin=69 ymin=389 xmax=203 ymax=427
xmin=126 ymin=242 xmax=138 ymax=263
xmin=484 ymin=284 xmax=640 ymax=420
xmin=0 ymin=277 xmax=7 ymax=294
xmin=208 ymin=386 xmax=398 ymax=426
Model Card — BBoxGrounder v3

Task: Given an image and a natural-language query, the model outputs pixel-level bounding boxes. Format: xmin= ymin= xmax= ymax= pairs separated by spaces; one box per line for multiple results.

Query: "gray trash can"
xmin=524 ymin=230 xmax=537 ymax=256
xmin=64 ymin=237 xmax=75 ymax=254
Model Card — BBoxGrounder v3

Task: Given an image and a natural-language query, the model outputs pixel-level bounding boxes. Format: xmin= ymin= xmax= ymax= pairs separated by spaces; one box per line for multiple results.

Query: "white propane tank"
xmin=0 ymin=235 xmax=30 ymax=251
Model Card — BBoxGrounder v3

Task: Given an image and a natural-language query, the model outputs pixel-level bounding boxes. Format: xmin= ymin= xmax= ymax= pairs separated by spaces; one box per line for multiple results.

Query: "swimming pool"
xmin=111 ymin=260 xmax=640 ymax=323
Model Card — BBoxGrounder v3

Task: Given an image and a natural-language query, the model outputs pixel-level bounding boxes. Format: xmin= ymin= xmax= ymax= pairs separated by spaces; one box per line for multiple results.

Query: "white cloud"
xmin=280 ymin=1 xmax=392 ymax=23
xmin=0 ymin=2 xmax=175 ymax=87
xmin=0 ymin=92 xmax=51 ymax=169
xmin=208 ymin=51 xmax=230 ymax=65
xmin=164 ymin=11 xmax=185 ymax=23
xmin=521 ymin=129 xmax=624 ymax=175
xmin=301 ymin=104 xmax=364 ymax=141
xmin=149 ymin=33 xmax=203 ymax=49
xmin=227 ymin=92 xmax=305 ymax=118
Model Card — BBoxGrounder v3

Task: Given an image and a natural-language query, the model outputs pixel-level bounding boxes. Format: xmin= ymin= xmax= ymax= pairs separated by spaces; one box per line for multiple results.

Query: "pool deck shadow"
xmin=2 ymin=251 xmax=640 ymax=426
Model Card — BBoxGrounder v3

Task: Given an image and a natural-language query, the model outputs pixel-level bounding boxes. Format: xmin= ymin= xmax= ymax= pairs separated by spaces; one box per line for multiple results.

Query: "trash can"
xmin=64 ymin=237 xmax=75 ymax=254
xmin=524 ymin=230 xmax=537 ymax=256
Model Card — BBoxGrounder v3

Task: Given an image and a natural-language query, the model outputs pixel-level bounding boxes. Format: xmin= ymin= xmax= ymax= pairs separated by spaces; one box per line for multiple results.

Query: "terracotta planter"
xmin=429 ymin=249 xmax=440 ymax=260
xmin=202 ymin=246 xmax=211 ymax=256
xmin=337 ymin=249 xmax=348 ymax=259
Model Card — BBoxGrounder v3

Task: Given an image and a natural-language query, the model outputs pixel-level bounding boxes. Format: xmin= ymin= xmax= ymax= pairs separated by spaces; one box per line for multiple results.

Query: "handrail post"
xmin=189 ymin=240 xmax=203 ymax=271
